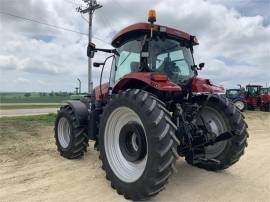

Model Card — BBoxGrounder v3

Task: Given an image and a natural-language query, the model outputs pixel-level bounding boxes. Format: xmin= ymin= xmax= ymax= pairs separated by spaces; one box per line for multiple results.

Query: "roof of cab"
xmin=111 ymin=22 xmax=198 ymax=47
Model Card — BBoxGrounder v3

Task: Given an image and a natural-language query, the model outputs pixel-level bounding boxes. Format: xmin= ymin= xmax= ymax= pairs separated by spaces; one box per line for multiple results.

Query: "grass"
xmin=0 ymin=96 xmax=72 ymax=103
xmin=0 ymin=113 xmax=56 ymax=124
xmin=0 ymin=92 xmax=84 ymax=104
xmin=0 ymin=104 xmax=61 ymax=110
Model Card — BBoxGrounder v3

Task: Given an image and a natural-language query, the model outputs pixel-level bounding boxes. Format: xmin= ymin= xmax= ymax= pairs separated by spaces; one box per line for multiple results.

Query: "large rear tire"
xmin=54 ymin=105 xmax=88 ymax=159
xmin=99 ymin=89 xmax=179 ymax=200
xmin=185 ymin=95 xmax=248 ymax=171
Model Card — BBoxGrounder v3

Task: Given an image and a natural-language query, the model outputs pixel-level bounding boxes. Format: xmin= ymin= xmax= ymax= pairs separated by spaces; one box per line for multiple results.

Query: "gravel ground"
xmin=0 ymin=111 xmax=269 ymax=202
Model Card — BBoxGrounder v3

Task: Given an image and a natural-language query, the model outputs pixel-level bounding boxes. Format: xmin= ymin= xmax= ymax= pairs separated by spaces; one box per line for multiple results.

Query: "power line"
xmin=0 ymin=11 xmax=110 ymax=44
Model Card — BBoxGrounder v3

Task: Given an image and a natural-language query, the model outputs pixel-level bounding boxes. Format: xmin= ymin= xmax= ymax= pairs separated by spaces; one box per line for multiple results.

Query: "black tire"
xmin=54 ymin=105 xmax=88 ymax=159
xmin=266 ymin=103 xmax=270 ymax=112
xmin=247 ymin=104 xmax=255 ymax=110
xmin=99 ymin=89 xmax=179 ymax=200
xmin=185 ymin=95 xmax=248 ymax=171
xmin=261 ymin=103 xmax=270 ymax=112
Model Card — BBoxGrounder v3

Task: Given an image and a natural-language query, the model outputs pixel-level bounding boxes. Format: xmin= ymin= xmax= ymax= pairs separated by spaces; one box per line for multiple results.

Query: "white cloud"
xmin=0 ymin=0 xmax=269 ymax=92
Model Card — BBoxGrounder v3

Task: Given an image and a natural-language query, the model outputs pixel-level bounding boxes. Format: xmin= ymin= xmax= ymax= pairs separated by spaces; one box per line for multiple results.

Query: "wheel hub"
xmin=119 ymin=122 xmax=147 ymax=162
xmin=57 ymin=117 xmax=71 ymax=148
xmin=104 ymin=107 xmax=148 ymax=183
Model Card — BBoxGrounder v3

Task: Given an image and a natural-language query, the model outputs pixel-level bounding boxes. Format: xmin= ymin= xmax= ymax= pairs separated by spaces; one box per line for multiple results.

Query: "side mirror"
xmin=198 ymin=62 xmax=205 ymax=70
xmin=87 ymin=42 xmax=96 ymax=58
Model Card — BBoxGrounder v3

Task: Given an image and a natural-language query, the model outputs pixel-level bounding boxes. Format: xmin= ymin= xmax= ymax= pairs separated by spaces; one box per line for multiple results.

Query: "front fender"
xmin=192 ymin=78 xmax=224 ymax=94
xmin=66 ymin=100 xmax=88 ymax=127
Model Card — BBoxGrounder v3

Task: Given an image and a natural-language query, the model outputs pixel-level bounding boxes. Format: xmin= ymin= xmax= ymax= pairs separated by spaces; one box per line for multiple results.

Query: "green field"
xmin=0 ymin=92 xmax=83 ymax=104
xmin=0 ymin=113 xmax=56 ymax=123
xmin=0 ymin=104 xmax=61 ymax=110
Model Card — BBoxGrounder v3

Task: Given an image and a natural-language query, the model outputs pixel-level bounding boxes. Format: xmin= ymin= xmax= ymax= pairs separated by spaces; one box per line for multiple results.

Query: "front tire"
xmin=99 ymin=89 xmax=179 ymax=200
xmin=54 ymin=105 xmax=88 ymax=159
xmin=185 ymin=95 xmax=248 ymax=171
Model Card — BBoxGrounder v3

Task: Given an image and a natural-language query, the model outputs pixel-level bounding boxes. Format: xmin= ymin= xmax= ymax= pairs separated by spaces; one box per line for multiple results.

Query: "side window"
xmin=115 ymin=52 xmax=140 ymax=81
xmin=156 ymin=53 xmax=167 ymax=69
xmin=114 ymin=40 xmax=141 ymax=82
xmin=170 ymin=50 xmax=190 ymax=76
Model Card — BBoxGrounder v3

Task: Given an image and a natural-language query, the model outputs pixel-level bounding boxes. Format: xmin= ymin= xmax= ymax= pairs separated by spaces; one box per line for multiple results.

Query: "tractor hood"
xmin=192 ymin=78 xmax=225 ymax=94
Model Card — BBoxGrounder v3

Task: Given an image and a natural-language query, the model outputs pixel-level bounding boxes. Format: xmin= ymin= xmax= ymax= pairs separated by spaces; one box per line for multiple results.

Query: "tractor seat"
xmin=130 ymin=62 xmax=140 ymax=72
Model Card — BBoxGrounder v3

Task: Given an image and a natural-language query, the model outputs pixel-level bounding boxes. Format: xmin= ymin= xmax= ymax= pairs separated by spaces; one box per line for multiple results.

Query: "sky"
xmin=0 ymin=0 xmax=269 ymax=92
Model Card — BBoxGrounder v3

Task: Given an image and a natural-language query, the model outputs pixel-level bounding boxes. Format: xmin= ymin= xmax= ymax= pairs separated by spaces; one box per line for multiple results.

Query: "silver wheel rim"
xmin=198 ymin=107 xmax=228 ymax=159
xmin=104 ymin=107 xmax=147 ymax=183
xmin=234 ymin=101 xmax=244 ymax=111
xmin=57 ymin=117 xmax=71 ymax=148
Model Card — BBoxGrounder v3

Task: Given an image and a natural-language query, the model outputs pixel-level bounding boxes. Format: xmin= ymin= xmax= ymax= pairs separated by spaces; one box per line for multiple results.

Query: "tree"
xmin=24 ymin=93 xmax=31 ymax=97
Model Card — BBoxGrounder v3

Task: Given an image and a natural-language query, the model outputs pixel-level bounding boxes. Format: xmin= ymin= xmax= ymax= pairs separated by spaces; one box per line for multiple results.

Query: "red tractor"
xmin=246 ymin=85 xmax=270 ymax=111
xmin=245 ymin=85 xmax=262 ymax=110
xmin=54 ymin=11 xmax=248 ymax=200
xmin=259 ymin=87 xmax=270 ymax=111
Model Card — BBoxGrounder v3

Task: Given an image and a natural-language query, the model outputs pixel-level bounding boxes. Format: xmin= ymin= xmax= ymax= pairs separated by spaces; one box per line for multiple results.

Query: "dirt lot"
xmin=0 ymin=111 xmax=269 ymax=202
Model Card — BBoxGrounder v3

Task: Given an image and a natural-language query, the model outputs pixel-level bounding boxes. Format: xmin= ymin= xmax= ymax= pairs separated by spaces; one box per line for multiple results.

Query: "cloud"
xmin=0 ymin=0 xmax=269 ymax=92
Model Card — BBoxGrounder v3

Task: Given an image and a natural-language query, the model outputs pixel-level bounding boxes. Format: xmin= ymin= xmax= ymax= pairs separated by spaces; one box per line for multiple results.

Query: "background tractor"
xmin=54 ymin=10 xmax=248 ymax=200
xmin=259 ymin=87 xmax=270 ymax=111
xmin=245 ymin=85 xmax=270 ymax=111
xmin=245 ymin=84 xmax=262 ymax=110
xmin=226 ymin=87 xmax=246 ymax=111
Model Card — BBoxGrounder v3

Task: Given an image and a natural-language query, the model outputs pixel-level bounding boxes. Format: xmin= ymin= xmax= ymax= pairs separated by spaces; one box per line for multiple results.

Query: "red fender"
xmin=192 ymin=78 xmax=224 ymax=94
xmin=113 ymin=72 xmax=182 ymax=93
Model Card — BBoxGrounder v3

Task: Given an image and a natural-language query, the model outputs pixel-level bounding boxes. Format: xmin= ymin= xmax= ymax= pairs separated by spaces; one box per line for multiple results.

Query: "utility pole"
xmin=77 ymin=78 xmax=81 ymax=94
xmin=77 ymin=0 xmax=102 ymax=95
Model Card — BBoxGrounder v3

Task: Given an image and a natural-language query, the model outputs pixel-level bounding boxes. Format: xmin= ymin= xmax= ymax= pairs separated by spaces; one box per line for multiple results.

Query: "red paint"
xmin=111 ymin=22 xmax=198 ymax=47
xmin=192 ymin=78 xmax=225 ymax=94
xmin=245 ymin=96 xmax=258 ymax=107
xmin=95 ymin=83 xmax=109 ymax=100
xmin=113 ymin=72 xmax=182 ymax=93
xmin=260 ymin=94 xmax=270 ymax=104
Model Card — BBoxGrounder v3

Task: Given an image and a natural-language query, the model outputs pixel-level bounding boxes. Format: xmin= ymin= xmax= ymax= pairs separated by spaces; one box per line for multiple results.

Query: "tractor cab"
xmin=110 ymin=23 xmax=198 ymax=86
xmin=246 ymin=85 xmax=262 ymax=96
xmin=245 ymin=85 xmax=262 ymax=109
xmin=88 ymin=10 xmax=225 ymax=100
xmin=226 ymin=89 xmax=245 ymax=100
xmin=260 ymin=87 xmax=270 ymax=95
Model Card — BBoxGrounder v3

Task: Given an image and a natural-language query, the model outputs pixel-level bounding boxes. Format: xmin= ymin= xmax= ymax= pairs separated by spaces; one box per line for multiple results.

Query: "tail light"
xmin=151 ymin=73 xmax=168 ymax=82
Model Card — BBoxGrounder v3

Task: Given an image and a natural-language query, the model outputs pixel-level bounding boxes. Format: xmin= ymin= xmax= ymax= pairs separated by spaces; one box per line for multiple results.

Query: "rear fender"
xmin=192 ymin=78 xmax=224 ymax=94
xmin=112 ymin=72 xmax=182 ymax=93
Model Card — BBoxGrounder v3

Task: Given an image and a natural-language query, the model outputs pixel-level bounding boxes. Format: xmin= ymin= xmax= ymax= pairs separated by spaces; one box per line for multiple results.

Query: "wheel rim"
xmin=57 ymin=117 xmax=71 ymax=148
xmin=198 ymin=107 xmax=228 ymax=159
xmin=234 ymin=101 xmax=244 ymax=111
xmin=104 ymin=107 xmax=148 ymax=183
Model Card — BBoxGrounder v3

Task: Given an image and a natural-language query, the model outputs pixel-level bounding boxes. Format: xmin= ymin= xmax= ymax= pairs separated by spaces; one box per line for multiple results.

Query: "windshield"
xmin=260 ymin=88 xmax=270 ymax=95
xmin=227 ymin=90 xmax=241 ymax=96
xmin=149 ymin=38 xmax=195 ymax=84
xmin=113 ymin=37 xmax=195 ymax=84
xmin=247 ymin=86 xmax=260 ymax=96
